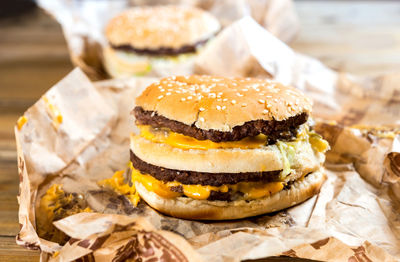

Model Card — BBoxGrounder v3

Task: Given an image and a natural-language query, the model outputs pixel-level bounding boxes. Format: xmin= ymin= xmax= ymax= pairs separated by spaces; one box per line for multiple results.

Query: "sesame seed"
xmin=262 ymin=109 xmax=269 ymax=114
xmin=217 ymin=98 xmax=222 ymax=102
xmin=199 ymin=107 xmax=205 ymax=112
xmin=187 ymin=96 xmax=192 ymax=100
xmin=222 ymin=106 xmax=226 ymax=110
xmin=241 ymin=103 xmax=247 ymax=107
xmin=266 ymin=104 xmax=272 ymax=108
xmin=160 ymin=89 xmax=165 ymax=92
xmin=209 ymin=93 xmax=216 ymax=98
xmin=166 ymin=92 xmax=171 ymax=96
xmin=236 ymin=93 xmax=243 ymax=97
xmin=231 ymin=100 xmax=237 ymax=105
xmin=223 ymin=98 xmax=228 ymax=102
xmin=181 ymin=98 xmax=186 ymax=102
xmin=258 ymin=99 xmax=265 ymax=104
xmin=216 ymin=105 xmax=221 ymax=110
xmin=199 ymin=117 xmax=205 ymax=122
xmin=157 ymin=95 xmax=164 ymax=100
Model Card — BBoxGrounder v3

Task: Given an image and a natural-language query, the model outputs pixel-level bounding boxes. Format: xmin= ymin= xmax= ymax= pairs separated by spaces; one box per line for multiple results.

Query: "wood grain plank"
xmin=0 ymin=8 xmax=73 ymax=101
xmin=0 ymin=162 xmax=20 ymax=236
xmin=0 ymin=112 xmax=21 ymax=237
xmin=292 ymin=1 xmax=400 ymax=76
xmin=0 ymin=236 xmax=39 ymax=261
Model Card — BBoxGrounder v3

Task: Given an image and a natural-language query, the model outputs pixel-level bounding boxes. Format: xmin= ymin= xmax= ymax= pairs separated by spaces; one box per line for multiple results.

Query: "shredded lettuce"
xmin=276 ymin=127 xmax=329 ymax=179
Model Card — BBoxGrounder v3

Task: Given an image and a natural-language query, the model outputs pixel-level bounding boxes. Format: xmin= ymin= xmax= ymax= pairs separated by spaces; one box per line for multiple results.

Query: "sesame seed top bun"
xmin=135 ymin=75 xmax=312 ymax=132
xmin=106 ymin=6 xmax=220 ymax=50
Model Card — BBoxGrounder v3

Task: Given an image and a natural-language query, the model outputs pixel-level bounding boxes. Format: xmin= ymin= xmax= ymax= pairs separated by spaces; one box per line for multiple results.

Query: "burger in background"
xmin=103 ymin=6 xmax=220 ymax=78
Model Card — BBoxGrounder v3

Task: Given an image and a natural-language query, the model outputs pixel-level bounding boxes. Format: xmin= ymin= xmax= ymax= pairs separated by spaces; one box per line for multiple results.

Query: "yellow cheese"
xmin=137 ymin=124 xmax=329 ymax=153
xmin=37 ymin=184 xmax=91 ymax=244
xmin=98 ymin=170 xmax=140 ymax=206
xmin=309 ymin=132 xmax=330 ymax=152
xmin=131 ymin=167 xmax=284 ymax=201
xmin=239 ymin=182 xmax=284 ymax=199
xmin=17 ymin=116 xmax=28 ymax=130
xmin=43 ymin=96 xmax=63 ymax=129
xmin=181 ymin=184 xmax=228 ymax=200
xmin=139 ymin=125 xmax=267 ymax=150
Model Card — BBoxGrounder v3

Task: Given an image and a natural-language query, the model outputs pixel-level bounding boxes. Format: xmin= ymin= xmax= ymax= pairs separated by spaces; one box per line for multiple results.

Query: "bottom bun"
xmin=135 ymin=169 xmax=326 ymax=220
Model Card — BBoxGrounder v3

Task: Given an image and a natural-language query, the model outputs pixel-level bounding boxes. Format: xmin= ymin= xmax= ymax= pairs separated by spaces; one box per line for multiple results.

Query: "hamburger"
xmin=130 ymin=75 xmax=329 ymax=220
xmin=104 ymin=6 xmax=220 ymax=77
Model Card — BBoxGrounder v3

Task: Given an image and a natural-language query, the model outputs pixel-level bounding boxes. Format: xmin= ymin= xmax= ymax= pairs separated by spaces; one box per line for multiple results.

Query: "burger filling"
xmin=136 ymin=122 xmax=327 ymax=153
xmin=107 ymin=38 xmax=210 ymax=76
xmin=132 ymin=167 xmax=284 ymax=201
xmin=122 ymin=118 xmax=329 ymax=202
xmin=133 ymin=106 xmax=308 ymax=144
xmin=126 ymin=123 xmax=328 ymax=202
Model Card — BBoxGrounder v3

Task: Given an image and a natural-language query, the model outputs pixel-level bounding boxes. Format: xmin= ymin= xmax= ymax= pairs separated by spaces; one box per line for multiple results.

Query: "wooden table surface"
xmin=0 ymin=1 xmax=399 ymax=261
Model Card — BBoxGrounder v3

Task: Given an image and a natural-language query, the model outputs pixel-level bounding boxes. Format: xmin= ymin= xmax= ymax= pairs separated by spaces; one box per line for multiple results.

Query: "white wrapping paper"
xmin=15 ymin=17 xmax=400 ymax=261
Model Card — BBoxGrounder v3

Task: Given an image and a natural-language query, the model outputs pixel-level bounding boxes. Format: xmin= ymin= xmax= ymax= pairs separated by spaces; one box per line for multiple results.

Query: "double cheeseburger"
xmin=104 ymin=6 xmax=220 ymax=77
xmin=130 ymin=75 xmax=329 ymax=220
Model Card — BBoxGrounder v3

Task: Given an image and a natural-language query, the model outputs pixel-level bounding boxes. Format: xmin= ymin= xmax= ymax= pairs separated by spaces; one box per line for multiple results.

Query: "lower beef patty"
xmin=133 ymin=106 xmax=308 ymax=144
xmin=130 ymin=150 xmax=282 ymax=187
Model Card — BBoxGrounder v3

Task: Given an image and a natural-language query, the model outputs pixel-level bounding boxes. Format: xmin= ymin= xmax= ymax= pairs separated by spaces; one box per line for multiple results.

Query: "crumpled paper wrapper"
xmin=16 ymin=17 xmax=400 ymax=261
xmin=37 ymin=0 xmax=299 ymax=80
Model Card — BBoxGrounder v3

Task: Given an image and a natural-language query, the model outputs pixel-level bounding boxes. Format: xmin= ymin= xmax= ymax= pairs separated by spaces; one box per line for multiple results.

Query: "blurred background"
xmin=0 ymin=0 xmax=399 ymax=260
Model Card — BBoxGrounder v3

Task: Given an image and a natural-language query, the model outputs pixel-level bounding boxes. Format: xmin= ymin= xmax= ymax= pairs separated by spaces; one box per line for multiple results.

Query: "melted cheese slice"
xmin=132 ymin=168 xmax=284 ymax=200
xmin=138 ymin=125 xmax=267 ymax=150
xmin=17 ymin=116 xmax=28 ymax=130
xmin=37 ymin=184 xmax=91 ymax=243
xmin=42 ymin=96 xmax=63 ymax=129
xmin=138 ymin=124 xmax=329 ymax=154
xmin=98 ymin=170 xmax=140 ymax=206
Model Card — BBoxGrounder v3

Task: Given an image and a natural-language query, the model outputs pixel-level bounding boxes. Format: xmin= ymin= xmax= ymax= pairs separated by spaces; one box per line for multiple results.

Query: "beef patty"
xmin=130 ymin=150 xmax=282 ymax=187
xmin=133 ymin=106 xmax=308 ymax=144
xmin=111 ymin=37 xmax=210 ymax=56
